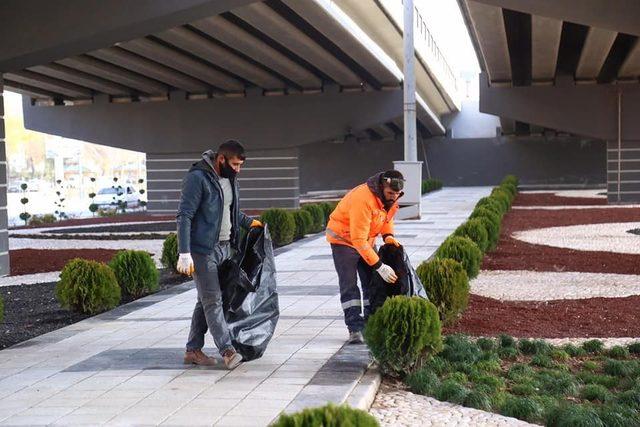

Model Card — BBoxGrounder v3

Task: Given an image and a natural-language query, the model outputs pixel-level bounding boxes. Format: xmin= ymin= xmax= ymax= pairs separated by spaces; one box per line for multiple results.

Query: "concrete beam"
xmin=469 ymin=0 xmax=640 ymax=37
xmin=618 ymin=40 xmax=640 ymax=80
xmin=479 ymin=72 xmax=640 ymax=140
xmin=4 ymin=70 xmax=93 ymax=98
xmin=232 ymin=2 xmax=362 ymax=87
xmin=4 ymin=80 xmax=58 ymax=99
xmin=117 ymin=38 xmax=243 ymax=92
xmin=89 ymin=47 xmax=210 ymax=93
xmin=466 ymin=1 xmax=512 ymax=84
xmin=23 ymin=87 xmax=405 ymax=153
xmin=28 ymin=64 xmax=132 ymax=96
xmin=576 ymin=28 xmax=618 ymax=82
xmin=191 ymin=16 xmax=322 ymax=90
xmin=531 ymin=15 xmax=562 ymax=84
xmin=0 ymin=0 xmax=256 ymax=72
xmin=155 ymin=27 xmax=285 ymax=90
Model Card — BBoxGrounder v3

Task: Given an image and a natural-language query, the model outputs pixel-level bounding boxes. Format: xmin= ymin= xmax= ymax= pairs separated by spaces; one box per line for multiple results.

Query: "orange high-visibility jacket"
xmin=326 ymin=174 xmax=400 ymax=268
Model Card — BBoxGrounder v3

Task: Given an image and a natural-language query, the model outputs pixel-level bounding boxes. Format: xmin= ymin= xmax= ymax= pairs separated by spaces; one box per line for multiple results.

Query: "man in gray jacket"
xmin=176 ymin=140 xmax=262 ymax=369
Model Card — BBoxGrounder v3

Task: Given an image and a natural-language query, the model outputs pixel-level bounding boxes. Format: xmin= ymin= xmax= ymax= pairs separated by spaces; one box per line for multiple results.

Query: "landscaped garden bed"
xmin=513 ymin=192 xmax=607 ymax=207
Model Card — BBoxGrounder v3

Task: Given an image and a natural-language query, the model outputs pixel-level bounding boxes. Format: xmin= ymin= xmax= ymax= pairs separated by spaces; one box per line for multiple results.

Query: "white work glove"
xmin=177 ymin=253 xmax=194 ymax=276
xmin=376 ymin=263 xmax=398 ymax=284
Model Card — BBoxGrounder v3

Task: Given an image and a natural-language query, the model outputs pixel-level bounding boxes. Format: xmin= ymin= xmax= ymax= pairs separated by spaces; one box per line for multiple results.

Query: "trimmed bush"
xmin=272 ymin=403 xmax=379 ymax=427
xmin=292 ymin=209 xmax=313 ymax=240
xmin=28 ymin=213 xmax=57 ymax=226
xmin=470 ymin=207 xmax=501 ymax=249
xmin=318 ymin=201 xmax=336 ymax=224
xmin=300 ymin=203 xmax=325 ymax=233
xmin=261 ymin=208 xmax=296 ymax=246
xmin=582 ymin=339 xmax=605 ymax=354
xmin=160 ymin=233 xmax=179 ymax=273
xmin=422 ymin=178 xmax=443 ymax=194
xmin=502 ymin=175 xmax=519 ymax=187
xmin=490 ymin=188 xmax=512 ymax=211
xmin=55 ymin=259 xmax=121 ymax=314
xmin=475 ymin=196 xmax=505 ymax=217
xmin=454 ymin=219 xmax=489 ymax=253
xmin=435 ymin=236 xmax=482 ymax=280
xmin=406 ymin=369 xmax=440 ymax=395
xmin=416 ymin=258 xmax=469 ymax=325
xmin=109 ymin=250 xmax=159 ymax=298
xmin=364 ymin=296 xmax=442 ymax=376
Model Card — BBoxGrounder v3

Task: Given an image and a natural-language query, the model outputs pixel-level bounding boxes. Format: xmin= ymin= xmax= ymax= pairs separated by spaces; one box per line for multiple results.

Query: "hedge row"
xmin=56 ymin=250 xmax=159 ymax=315
xmin=259 ymin=201 xmax=338 ymax=247
xmin=422 ymin=178 xmax=444 ymax=194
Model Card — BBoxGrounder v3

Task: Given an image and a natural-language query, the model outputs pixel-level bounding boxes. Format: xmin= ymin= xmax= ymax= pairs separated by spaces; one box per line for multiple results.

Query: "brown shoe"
xmin=184 ymin=349 xmax=217 ymax=366
xmin=222 ymin=349 xmax=243 ymax=370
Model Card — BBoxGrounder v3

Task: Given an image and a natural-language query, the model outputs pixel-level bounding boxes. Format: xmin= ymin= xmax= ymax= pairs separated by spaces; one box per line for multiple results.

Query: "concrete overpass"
xmin=0 ymin=0 xmax=462 ymax=275
xmin=458 ymin=0 xmax=640 ymax=203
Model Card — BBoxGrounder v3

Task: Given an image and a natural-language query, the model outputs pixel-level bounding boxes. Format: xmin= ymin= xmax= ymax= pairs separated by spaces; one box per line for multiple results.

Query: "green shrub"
xmin=470 ymin=374 xmax=505 ymax=392
xmin=604 ymin=359 xmax=635 ymax=377
xmin=108 ymin=250 xmax=159 ymax=298
xmin=499 ymin=183 xmax=517 ymax=201
xmin=577 ymin=372 xmax=619 ymax=389
xmin=470 ymin=207 xmax=501 ymax=249
xmin=416 ymin=259 xmax=469 ymax=325
xmin=318 ymin=202 xmax=336 ymax=224
xmin=55 ymin=259 xmax=121 ymax=314
xmin=511 ymin=383 xmax=537 ymax=396
xmin=406 ymin=369 xmax=440 ymax=395
xmin=441 ymin=335 xmax=480 ymax=364
xmin=447 ymin=371 xmax=469 ymax=384
xmin=581 ymin=361 xmax=599 ymax=372
xmin=500 ymin=396 xmax=543 ymax=423
xmin=518 ymin=339 xmax=552 ymax=355
xmin=364 ymin=296 xmax=442 ymax=376
xmin=616 ymin=389 xmax=640 ymax=409
xmin=454 ymin=219 xmax=490 ymax=253
xmin=160 ymin=233 xmax=178 ymax=273
xmin=475 ymin=196 xmax=505 ymax=217
xmin=422 ymin=178 xmax=443 ymax=194
xmin=423 ymin=356 xmax=451 ymax=376
xmin=475 ymin=359 xmax=501 ymax=373
xmin=292 ymin=209 xmax=313 ymax=240
xmin=465 ymin=390 xmax=492 ymax=411
xmin=490 ymin=188 xmax=512 ymax=211
xmin=551 ymin=349 xmax=570 ymax=362
xmin=628 ymin=342 xmax=640 ymax=355
xmin=261 ymin=208 xmax=296 ymax=246
xmin=28 ymin=213 xmax=57 ymax=226
xmin=498 ymin=346 xmax=520 ymax=361
xmin=476 ymin=337 xmax=495 ymax=352
xmin=507 ymin=364 xmax=535 ymax=380
xmin=499 ymin=334 xmax=517 ymax=349
xmin=435 ymin=379 xmax=469 ymax=404
xmin=531 ymin=354 xmax=555 ymax=369
xmin=435 ymin=236 xmax=482 ymax=280
xmin=271 ymin=403 xmax=379 ymax=427
xmin=562 ymin=344 xmax=587 ymax=357
xmin=597 ymin=404 xmax=640 ymax=427
xmin=502 ymin=175 xmax=519 ymax=187
xmin=535 ymin=370 xmax=578 ymax=396
xmin=608 ymin=346 xmax=631 ymax=359
xmin=582 ymin=340 xmax=605 ymax=354
xmin=580 ymin=384 xmax=611 ymax=402
xmin=546 ymin=404 xmax=604 ymax=427
xmin=300 ymin=204 xmax=325 ymax=233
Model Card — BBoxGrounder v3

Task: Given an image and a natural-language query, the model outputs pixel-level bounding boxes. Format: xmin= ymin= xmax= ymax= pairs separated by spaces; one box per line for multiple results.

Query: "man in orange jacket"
xmin=326 ymin=170 xmax=404 ymax=344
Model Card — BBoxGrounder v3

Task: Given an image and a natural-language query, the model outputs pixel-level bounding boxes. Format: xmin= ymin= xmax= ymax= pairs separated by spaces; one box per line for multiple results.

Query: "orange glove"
xmin=384 ymin=235 xmax=401 ymax=247
xmin=251 ymin=219 xmax=263 ymax=228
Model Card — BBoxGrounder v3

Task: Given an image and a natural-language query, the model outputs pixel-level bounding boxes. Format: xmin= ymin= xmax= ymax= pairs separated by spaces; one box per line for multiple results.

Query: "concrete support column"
xmin=0 ymin=75 xmax=10 ymax=276
xmin=146 ymin=148 xmax=299 ymax=215
xmin=607 ymin=139 xmax=640 ymax=203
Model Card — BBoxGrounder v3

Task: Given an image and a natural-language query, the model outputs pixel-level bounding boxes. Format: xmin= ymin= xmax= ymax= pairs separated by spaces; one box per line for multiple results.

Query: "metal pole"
xmin=617 ymin=90 xmax=622 ymax=202
xmin=403 ymin=0 xmax=417 ymax=162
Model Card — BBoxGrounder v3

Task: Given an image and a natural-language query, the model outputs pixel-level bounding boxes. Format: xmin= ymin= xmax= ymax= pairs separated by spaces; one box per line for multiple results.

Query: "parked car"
xmin=93 ymin=186 xmax=139 ymax=208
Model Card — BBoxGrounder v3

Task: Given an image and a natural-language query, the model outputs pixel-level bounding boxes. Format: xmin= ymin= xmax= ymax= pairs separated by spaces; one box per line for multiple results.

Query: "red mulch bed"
xmin=9 ymin=249 xmax=121 ymax=276
xmin=482 ymin=207 xmax=640 ymax=275
xmin=10 ymin=214 xmax=174 ymax=230
xmin=445 ymin=295 xmax=640 ymax=338
xmin=513 ymin=192 xmax=607 ymax=206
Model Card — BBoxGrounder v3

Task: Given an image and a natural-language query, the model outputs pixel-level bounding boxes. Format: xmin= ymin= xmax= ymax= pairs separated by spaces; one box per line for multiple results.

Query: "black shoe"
xmin=348 ymin=331 xmax=364 ymax=344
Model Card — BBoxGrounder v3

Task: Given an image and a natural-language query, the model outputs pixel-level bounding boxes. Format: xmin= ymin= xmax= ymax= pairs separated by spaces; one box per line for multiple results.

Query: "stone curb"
xmin=346 ymin=364 xmax=381 ymax=410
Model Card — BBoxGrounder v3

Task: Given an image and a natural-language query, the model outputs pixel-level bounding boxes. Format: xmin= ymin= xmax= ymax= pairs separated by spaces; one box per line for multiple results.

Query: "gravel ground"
xmin=471 ymin=270 xmax=640 ymax=301
xmin=370 ymin=383 xmax=537 ymax=427
xmin=513 ymin=222 xmax=640 ymax=254
xmin=553 ymin=189 xmax=605 ymax=198
xmin=513 ymin=205 xmax=640 ymax=210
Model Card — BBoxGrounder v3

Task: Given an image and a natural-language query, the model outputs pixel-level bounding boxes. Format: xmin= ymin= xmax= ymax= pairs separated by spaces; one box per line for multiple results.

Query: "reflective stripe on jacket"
xmin=326 ymin=173 xmax=399 ymax=267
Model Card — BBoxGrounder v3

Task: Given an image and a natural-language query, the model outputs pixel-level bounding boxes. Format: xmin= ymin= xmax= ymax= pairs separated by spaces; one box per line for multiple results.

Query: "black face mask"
xmin=219 ymin=157 xmax=237 ymax=179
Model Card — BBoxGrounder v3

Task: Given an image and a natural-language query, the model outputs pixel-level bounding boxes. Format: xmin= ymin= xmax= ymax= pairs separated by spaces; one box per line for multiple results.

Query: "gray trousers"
xmin=186 ymin=242 xmax=234 ymax=355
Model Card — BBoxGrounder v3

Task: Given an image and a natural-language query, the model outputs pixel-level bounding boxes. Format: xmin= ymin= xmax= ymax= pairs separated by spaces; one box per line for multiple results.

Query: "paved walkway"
xmin=0 ymin=187 xmax=490 ymax=426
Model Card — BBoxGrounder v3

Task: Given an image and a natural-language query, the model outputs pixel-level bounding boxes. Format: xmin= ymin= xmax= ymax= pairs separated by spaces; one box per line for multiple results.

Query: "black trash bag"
xmin=218 ymin=225 xmax=279 ymax=361
xmin=368 ymin=244 xmax=428 ymax=314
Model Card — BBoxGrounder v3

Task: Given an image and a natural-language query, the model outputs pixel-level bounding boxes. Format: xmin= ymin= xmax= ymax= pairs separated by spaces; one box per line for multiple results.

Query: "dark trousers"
xmin=330 ymin=244 xmax=373 ymax=333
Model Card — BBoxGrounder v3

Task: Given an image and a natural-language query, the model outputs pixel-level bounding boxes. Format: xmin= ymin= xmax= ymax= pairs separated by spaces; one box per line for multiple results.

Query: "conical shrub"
xmin=109 ymin=250 xmax=159 ymax=298
xmin=292 ymin=209 xmax=313 ymax=240
xmin=435 ymin=236 xmax=483 ymax=279
xmin=272 ymin=403 xmax=379 ymax=427
xmin=416 ymin=258 xmax=469 ymax=325
xmin=261 ymin=208 xmax=295 ymax=246
xmin=301 ymin=204 xmax=325 ymax=233
xmin=470 ymin=207 xmax=501 ymax=249
xmin=454 ymin=219 xmax=489 ymax=253
xmin=160 ymin=232 xmax=178 ymax=273
xmin=56 ymin=259 xmax=121 ymax=314
xmin=364 ymin=296 xmax=442 ymax=376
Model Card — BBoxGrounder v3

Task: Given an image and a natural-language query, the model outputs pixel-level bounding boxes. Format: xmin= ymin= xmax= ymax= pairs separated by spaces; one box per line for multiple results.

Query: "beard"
xmin=219 ymin=159 xmax=237 ymax=178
